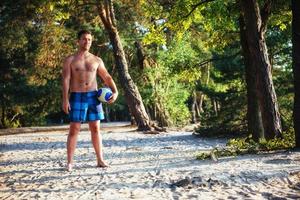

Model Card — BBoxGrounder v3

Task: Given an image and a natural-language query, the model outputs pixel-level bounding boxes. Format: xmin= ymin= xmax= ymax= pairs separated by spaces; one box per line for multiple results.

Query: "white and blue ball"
xmin=97 ymin=87 xmax=113 ymax=103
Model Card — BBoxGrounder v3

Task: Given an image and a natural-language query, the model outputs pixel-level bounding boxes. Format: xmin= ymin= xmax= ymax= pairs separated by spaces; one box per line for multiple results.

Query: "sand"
xmin=0 ymin=123 xmax=300 ymax=200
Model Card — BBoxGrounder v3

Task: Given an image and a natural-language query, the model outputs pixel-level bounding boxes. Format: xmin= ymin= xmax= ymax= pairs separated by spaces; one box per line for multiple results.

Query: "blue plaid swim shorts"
xmin=69 ymin=91 xmax=104 ymax=122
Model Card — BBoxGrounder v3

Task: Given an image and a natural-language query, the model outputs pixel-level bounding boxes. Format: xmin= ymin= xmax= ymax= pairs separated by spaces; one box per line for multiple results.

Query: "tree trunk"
xmin=135 ymin=41 xmax=149 ymax=70
xmin=96 ymin=1 xmax=152 ymax=131
xmin=240 ymin=0 xmax=282 ymax=140
xmin=104 ymin=105 xmax=110 ymax=122
xmin=212 ymin=99 xmax=218 ymax=116
xmin=292 ymin=0 xmax=300 ymax=147
xmin=155 ymin=101 xmax=171 ymax=127
xmin=198 ymin=93 xmax=204 ymax=113
xmin=191 ymin=91 xmax=197 ymax=123
xmin=239 ymin=13 xmax=264 ymax=141
xmin=0 ymin=103 xmax=5 ymax=128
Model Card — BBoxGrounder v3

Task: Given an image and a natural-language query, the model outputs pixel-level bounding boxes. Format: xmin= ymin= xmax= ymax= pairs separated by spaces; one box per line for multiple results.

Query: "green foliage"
xmin=157 ymin=34 xmax=199 ymax=77
xmin=196 ymin=148 xmax=238 ymax=160
xmin=196 ymin=129 xmax=295 ymax=160
xmin=134 ymin=33 xmax=209 ymax=126
xmin=195 ymin=49 xmax=247 ymax=137
xmin=137 ymin=33 xmax=212 ymax=126
xmin=195 ymin=151 xmax=211 ymax=160
xmin=227 ymin=130 xmax=295 ymax=151
xmin=0 ymin=0 xmax=295 ymax=134
xmin=142 ymin=65 xmax=191 ymax=126
xmin=0 ymin=1 xmax=84 ymax=127
xmin=143 ymin=25 xmax=167 ymax=45
xmin=142 ymin=0 xmax=248 ymax=134
xmin=201 ymin=1 xmax=239 ymax=51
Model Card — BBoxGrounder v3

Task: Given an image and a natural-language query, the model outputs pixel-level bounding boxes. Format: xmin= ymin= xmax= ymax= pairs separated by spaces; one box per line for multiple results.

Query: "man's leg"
xmin=67 ymin=122 xmax=81 ymax=171
xmin=89 ymin=120 xmax=108 ymax=167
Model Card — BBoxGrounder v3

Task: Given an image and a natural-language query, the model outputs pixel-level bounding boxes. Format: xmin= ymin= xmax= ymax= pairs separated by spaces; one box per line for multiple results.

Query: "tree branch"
xmin=108 ymin=0 xmax=117 ymax=27
xmin=184 ymin=0 xmax=216 ymax=19
xmin=96 ymin=1 xmax=110 ymax=29
xmin=10 ymin=113 xmax=20 ymax=122
xmin=198 ymin=52 xmax=240 ymax=68
xmin=76 ymin=2 xmax=98 ymax=7
xmin=260 ymin=0 xmax=272 ymax=34
xmin=104 ymin=0 xmax=111 ymax=25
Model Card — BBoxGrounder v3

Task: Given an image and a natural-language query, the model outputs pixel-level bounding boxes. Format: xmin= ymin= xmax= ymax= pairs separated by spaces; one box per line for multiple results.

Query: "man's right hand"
xmin=62 ymin=100 xmax=71 ymax=114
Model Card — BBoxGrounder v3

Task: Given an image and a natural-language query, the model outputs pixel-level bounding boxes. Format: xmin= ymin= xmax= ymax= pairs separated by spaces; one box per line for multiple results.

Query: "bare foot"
xmin=97 ymin=160 xmax=109 ymax=168
xmin=66 ymin=163 xmax=73 ymax=172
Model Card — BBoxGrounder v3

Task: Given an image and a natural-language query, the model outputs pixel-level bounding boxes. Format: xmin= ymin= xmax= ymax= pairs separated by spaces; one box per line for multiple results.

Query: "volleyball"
xmin=97 ymin=87 xmax=113 ymax=103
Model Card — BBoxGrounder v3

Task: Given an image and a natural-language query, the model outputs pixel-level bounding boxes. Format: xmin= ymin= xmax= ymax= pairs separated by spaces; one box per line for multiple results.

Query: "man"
xmin=62 ymin=30 xmax=118 ymax=171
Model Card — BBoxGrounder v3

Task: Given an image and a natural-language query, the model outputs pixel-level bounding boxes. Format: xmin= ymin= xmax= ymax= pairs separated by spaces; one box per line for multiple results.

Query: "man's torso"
xmin=69 ymin=53 xmax=100 ymax=92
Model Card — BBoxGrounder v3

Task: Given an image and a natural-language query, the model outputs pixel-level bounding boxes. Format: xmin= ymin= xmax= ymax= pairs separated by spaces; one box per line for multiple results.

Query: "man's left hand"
xmin=108 ymin=92 xmax=118 ymax=104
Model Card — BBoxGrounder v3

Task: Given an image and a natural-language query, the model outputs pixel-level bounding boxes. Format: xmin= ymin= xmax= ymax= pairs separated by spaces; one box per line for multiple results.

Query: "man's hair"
xmin=77 ymin=30 xmax=92 ymax=40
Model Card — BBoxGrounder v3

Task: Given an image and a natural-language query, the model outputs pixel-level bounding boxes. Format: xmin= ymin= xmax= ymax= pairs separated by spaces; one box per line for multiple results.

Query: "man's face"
xmin=78 ymin=33 xmax=92 ymax=51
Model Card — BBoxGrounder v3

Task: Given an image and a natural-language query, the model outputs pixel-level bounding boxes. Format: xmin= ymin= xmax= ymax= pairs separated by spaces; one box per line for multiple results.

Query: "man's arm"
xmin=97 ymin=58 xmax=118 ymax=104
xmin=62 ymin=56 xmax=72 ymax=113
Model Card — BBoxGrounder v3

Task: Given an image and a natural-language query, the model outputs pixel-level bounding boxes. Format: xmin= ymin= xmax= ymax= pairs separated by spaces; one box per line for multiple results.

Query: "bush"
xmin=196 ymin=129 xmax=295 ymax=160
xmin=142 ymin=65 xmax=191 ymax=126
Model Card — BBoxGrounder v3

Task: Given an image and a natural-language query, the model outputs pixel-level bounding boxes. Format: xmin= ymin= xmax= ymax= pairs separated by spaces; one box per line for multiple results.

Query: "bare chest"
xmin=71 ymin=60 xmax=98 ymax=73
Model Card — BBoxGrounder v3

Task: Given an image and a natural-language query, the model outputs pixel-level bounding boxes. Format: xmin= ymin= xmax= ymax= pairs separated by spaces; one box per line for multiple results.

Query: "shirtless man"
xmin=62 ymin=30 xmax=118 ymax=171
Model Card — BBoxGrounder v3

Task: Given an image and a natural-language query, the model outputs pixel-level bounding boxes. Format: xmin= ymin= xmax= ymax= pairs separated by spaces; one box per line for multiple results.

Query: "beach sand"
xmin=0 ymin=123 xmax=300 ymax=199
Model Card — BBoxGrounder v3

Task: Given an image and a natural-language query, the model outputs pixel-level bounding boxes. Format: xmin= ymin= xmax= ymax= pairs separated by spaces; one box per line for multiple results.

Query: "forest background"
xmin=1 ymin=0 xmax=299 ymax=147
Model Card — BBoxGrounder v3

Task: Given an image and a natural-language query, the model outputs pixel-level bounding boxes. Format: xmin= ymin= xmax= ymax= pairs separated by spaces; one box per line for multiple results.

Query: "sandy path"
xmin=0 ymin=123 xmax=300 ymax=200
